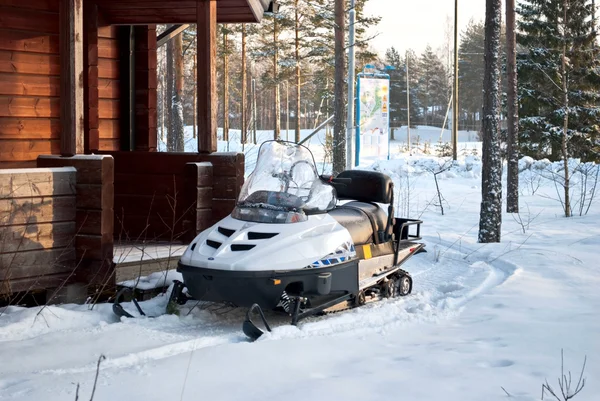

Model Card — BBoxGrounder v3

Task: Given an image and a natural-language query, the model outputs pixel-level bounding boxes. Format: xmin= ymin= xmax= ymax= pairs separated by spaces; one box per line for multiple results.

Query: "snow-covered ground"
xmin=1 ymin=129 xmax=599 ymax=401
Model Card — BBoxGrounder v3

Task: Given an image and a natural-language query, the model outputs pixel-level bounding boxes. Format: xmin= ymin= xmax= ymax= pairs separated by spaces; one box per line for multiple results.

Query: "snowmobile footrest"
xmin=168 ymin=280 xmax=188 ymax=305
xmin=113 ymin=287 xmax=146 ymax=318
xmin=295 ymin=293 xmax=353 ymax=322
xmin=243 ymin=304 xmax=272 ymax=341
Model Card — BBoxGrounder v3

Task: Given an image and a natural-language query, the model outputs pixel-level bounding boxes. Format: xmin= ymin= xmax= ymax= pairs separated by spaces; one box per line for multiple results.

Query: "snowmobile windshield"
xmin=232 ymin=141 xmax=337 ymax=224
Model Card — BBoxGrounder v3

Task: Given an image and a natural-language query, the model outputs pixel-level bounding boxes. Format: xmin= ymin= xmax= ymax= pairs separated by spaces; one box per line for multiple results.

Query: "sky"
xmin=363 ymin=0 xmax=504 ymax=57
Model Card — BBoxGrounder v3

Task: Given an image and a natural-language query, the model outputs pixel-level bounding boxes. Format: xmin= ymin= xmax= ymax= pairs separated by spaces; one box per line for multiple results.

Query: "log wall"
xmin=0 ymin=0 xmax=61 ymax=168
xmin=37 ymin=155 xmax=115 ymax=288
xmin=104 ymin=151 xmax=243 ymax=243
xmin=0 ymin=166 xmax=77 ymax=295
xmin=98 ymin=24 xmax=121 ymax=151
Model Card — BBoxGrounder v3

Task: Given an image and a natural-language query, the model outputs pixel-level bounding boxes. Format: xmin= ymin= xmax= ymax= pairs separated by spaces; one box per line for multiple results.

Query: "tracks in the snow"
xmin=26 ymin=240 xmax=519 ymax=379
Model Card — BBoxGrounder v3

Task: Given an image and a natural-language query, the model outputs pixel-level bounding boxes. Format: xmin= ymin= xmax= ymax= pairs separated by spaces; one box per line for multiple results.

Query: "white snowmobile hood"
xmin=180 ymin=214 xmax=356 ymax=272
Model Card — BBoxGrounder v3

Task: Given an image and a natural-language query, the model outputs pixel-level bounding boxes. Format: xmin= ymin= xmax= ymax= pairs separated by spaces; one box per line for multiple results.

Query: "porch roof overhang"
xmin=93 ymin=0 xmax=271 ymax=25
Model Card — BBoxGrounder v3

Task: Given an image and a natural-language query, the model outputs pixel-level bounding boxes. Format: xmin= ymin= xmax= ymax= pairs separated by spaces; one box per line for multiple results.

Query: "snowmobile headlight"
xmin=231 ymin=206 xmax=307 ymax=224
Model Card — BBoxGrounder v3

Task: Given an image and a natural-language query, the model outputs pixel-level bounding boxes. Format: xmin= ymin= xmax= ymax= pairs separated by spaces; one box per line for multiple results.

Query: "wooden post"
xmin=197 ymin=0 xmax=217 ymax=154
xmin=60 ymin=0 xmax=84 ymax=156
xmin=84 ymin=3 xmax=99 ymax=154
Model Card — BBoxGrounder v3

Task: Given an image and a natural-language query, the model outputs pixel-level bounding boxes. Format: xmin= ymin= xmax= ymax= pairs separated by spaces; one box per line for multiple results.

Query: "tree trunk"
xmin=223 ymin=25 xmax=229 ymax=142
xmin=166 ymin=34 xmax=174 ymax=151
xmin=193 ymin=52 xmax=197 ymax=139
xmin=332 ymin=0 xmax=347 ymax=175
xmin=478 ymin=0 xmax=503 ymax=243
xmin=241 ymin=24 xmax=247 ymax=144
xmin=172 ymin=33 xmax=185 ymax=152
xmin=295 ymin=0 xmax=301 ymax=142
xmin=506 ymin=0 xmax=519 ymax=213
xmin=561 ymin=0 xmax=571 ymax=217
xmin=273 ymin=17 xmax=281 ymax=140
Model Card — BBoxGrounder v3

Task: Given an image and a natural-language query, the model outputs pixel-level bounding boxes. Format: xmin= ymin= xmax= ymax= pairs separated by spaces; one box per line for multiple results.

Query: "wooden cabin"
xmin=0 ymin=0 xmax=272 ymax=302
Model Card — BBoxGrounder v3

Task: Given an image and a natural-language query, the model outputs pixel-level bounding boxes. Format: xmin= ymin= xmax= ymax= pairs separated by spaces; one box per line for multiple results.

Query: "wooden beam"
xmin=84 ymin=2 xmax=100 ymax=153
xmin=60 ymin=0 xmax=84 ymax=156
xmin=156 ymin=24 xmax=190 ymax=48
xmin=197 ymin=0 xmax=217 ymax=154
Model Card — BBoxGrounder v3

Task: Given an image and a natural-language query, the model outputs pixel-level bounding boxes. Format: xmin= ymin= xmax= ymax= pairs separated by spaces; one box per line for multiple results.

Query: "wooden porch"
xmin=0 ymin=0 xmax=271 ymax=304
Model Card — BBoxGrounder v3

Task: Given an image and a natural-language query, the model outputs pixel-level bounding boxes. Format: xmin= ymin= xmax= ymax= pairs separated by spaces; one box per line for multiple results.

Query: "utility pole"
xmin=252 ymin=78 xmax=257 ymax=143
xmin=452 ymin=0 xmax=459 ymax=160
xmin=406 ymin=50 xmax=411 ymax=155
xmin=346 ymin=0 xmax=356 ymax=170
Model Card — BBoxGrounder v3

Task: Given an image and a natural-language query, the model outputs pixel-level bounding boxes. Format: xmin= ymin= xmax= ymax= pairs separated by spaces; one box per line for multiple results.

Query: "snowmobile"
xmin=114 ymin=140 xmax=425 ymax=340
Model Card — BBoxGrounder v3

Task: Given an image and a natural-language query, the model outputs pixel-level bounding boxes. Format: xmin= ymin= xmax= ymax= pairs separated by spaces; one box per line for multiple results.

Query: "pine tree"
xmin=478 ymin=0 xmax=503 ymax=243
xmin=458 ymin=19 xmax=486 ymax=131
xmin=385 ymin=47 xmax=422 ymax=128
xmin=517 ymin=0 xmax=600 ymax=162
xmin=418 ymin=45 xmax=449 ymax=126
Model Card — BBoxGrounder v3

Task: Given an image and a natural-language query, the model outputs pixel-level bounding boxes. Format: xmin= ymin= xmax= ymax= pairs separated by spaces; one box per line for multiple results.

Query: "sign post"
xmin=355 ymin=66 xmax=391 ymax=166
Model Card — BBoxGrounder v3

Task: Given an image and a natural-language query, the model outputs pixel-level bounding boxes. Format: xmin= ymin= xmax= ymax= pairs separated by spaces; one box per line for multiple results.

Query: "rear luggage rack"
xmin=394 ymin=218 xmax=422 ymax=242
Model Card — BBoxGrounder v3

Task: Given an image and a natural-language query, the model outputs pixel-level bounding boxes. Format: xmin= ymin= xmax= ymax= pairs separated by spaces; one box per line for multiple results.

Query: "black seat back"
xmin=334 ymin=170 xmax=394 ymax=204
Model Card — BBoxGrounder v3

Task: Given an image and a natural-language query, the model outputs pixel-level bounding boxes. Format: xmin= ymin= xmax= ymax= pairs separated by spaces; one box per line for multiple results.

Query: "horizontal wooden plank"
xmin=76 ymin=183 xmax=113 ymax=210
xmin=185 ymin=162 xmax=213 ymax=187
xmin=0 ymin=118 xmax=60 ymax=139
xmin=115 ymin=194 xmax=197 ymax=216
xmin=76 ymin=209 xmax=113 ymax=236
xmin=98 ymin=118 xmax=119 ymax=139
xmin=98 ymin=78 xmax=120 ymax=99
xmin=36 ymin=155 xmax=114 ymax=185
xmin=0 ymin=29 xmax=59 ymax=54
xmin=114 ymin=173 xmax=186 ymax=196
xmin=0 ymin=247 xmax=75 ymax=283
xmin=0 ymin=138 xmax=60 ymax=161
xmin=0 ymin=221 xmax=75 ymax=254
xmin=0 ymin=196 xmax=76 ymax=225
xmin=76 ymin=234 xmax=113 ymax=261
xmin=0 ymin=73 xmax=60 ymax=96
xmin=98 ymin=25 xmax=119 ymax=39
xmin=0 ymin=97 xmax=60 ymax=118
xmin=105 ymin=151 xmax=244 ymax=177
xmin=212 ymin=198 xmax=235 ymax=223
xmin=1 ymin=271 xmax=73 ymax=294
xmin=0 ymin=6 xmax=59 ymax=34
xmin=0 ymin=50 xmax=60 ymax=76
xmin=98 ymin=38 xmax=119 ymax=59
xmin=99 ymin=1 xmax=197 ymax=9
xmin=99 ymin=138 xmax=120 ymax=151
xmin=0 ymin=161 xmax=36 ymax=169
xmin=112 ymin=215 xmax=188 ymax=242
xmin=98 ymin=58 xmax=119 ymax=80
xmin=212 ymin=176 xmax=239 ymax=199
xmin=195 ymin=187 xmax=212 ymax=209
xmin=0 ymin=0 xmax=59 ymax=12
xmin=99 ymin=99 xmax=119 ymax=119
xmin=0 ymin=167 xmax=75 ymax=198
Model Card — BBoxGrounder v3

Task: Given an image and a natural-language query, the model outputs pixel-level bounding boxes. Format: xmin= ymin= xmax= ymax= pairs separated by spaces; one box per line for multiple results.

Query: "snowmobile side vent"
xmin=206 ymin=239 xmax=222 ymax=249
xmin=231 ymin=244 xmax=256 ymax=251
xmin=218 ymin=227 xmax=236 ymax=237
xmin=247 ymin=232 xmax=278 ymax=240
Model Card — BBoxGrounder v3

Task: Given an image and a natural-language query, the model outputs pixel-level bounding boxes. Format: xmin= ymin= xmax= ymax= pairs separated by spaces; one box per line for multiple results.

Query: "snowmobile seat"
xmin=328 ymin=170 xmax=395 ymax=245
xmin=329 ymin=201 xmax=389 ymax=246
xmin=334 ymin=170 xmax=394 ymax=204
